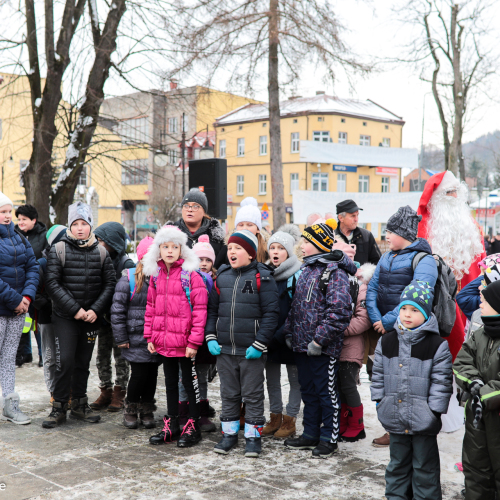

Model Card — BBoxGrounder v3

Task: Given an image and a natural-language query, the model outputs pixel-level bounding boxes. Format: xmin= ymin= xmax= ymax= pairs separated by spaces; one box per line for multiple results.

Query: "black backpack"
xmin=318 ymin=266 xmax=359 ymax=312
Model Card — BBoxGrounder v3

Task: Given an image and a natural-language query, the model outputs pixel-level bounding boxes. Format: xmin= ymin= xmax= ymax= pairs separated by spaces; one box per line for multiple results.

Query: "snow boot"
xmin=2 ymin=393 xmax=31 ymax=425
xmin=273 ymin=415 xmax=296 ymax=439
xmin=341 ymin=405 xmax=366 ymax=442
xmin=312 ymin=441 xmax=338 ymax=458
xmin=90 ymin=387 xmax=113 ymax=410
xmin=207 ymin=401 xmax=216 ymax=418
xmin=70 ymin=397 xmax=101 ymax=423
xmin=107 ymin=385 xmax=126 ymax=412
xmin=284 ymin=434 xmax=319 ymax=450
xmin=339 ymin=403 xmax=349 ymax=435
xmin=178 ymin=401 xmax=189 ymax=426
xmin=42 ymin=401 xmax=68 ymax=429
xmin=244 ymin=422 xmax=263 ymax=458
xmin=214 ymin=420 xmax=239 ymax=455
xmin=140 ymin=400 xmax=157 ymax=429
xmin=149 ymin=415 xmax=180 ymax=445
xmin=262 ymin=413 xmax=282 ymax=437
xmin=123 ymin=399 xmax=139 ymax=429
xmin=177 ymin=418 xmax=202 ymax=447
xmin=199 ymin=399 xmax=216 ymax=432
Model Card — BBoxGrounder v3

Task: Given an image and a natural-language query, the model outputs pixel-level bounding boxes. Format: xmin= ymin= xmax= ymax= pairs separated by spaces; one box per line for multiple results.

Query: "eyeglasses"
xmin=182 ymin=204 xmax=202 ymax=212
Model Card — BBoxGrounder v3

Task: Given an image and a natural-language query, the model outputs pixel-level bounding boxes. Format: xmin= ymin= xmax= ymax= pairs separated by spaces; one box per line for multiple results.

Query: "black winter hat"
xmin=302 ymin=219 xmax=337 ymax=253
xmin=336 ymin=199 xmax=363 ymax=215
xmin=482 ymin=280 xmax=500 ymax=314
xmin=386 ymin=205 xmax=421 ymax=243
xmin=182 ymin=189 xmax=208 ymax=214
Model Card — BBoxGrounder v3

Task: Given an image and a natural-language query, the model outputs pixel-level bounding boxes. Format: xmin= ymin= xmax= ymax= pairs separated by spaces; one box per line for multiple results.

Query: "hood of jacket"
xmin=358 ymin=262 xmax=376 ymax=285
xmin=94 ymin=222 xmax=127 ymax=255
xmin=173 ymin=217 xmax=226 ymax=245
xmin=395 ymin=313 xmax=440 ymax=344
xmin=303 ymin=250 xmax=358 ymax=277
xmin=271 ymin=254 xmax=302 ymax=282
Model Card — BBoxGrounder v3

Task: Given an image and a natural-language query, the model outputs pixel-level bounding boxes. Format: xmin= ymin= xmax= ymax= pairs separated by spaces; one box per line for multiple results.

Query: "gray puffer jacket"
xmin=371 ymin=314 xmax=453 ymax=435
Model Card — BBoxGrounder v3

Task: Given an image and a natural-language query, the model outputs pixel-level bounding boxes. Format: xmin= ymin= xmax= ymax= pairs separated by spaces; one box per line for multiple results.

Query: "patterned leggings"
xmin=0 ymin=315 xmax=25 ymax=397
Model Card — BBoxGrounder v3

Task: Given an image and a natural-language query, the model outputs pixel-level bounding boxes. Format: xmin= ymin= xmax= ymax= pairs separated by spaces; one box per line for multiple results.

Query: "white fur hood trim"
xmin=142 ymin=226 xmax=200 ymax=276
xmin=358 ymin=263 xmax=376 ymax=285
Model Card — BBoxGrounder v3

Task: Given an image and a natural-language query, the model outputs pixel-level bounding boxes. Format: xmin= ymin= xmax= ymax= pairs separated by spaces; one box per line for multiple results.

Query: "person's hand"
xmin=22 ymin=297 xmax=30 ymax=308
xmin=148 ymin=342 xmax=157 ymax=354
xmin=207 ymin=340 xmax=221 ymax=356
xmin=469 ymin=380 xmax=484 ymax=397
xmin=373 ymin=321 xmax=386 ymax=334
xmin=186 ymin=347 xmax=197 ymax=358
xmin=117 ymin=343 xmax=129 ymax=349
xmin=307 ymin=340 xmax=322 ymax=356
xmin=74 ymin=308 xmax=87 ymax=321
xmin=245 ymin=346 xmax=263 ymax=359
xmin=85 ymin=310 xmax=98 ymax=323
xmin=14 ymin=300 xmax=28 ymax=315
xmin=285 ymin=337 xmax=293 ymax=350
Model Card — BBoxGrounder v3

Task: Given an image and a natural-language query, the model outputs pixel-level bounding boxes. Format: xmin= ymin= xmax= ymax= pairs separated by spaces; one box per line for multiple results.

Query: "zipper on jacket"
xmin=483 ymin=338 xmax=495 ymax=367
xmin=84 ymin=250 xmax=89 ymax=308
xmin=230 ymin=271 xmax=241 ymax=355
xmin=8 ymin=234 xmax=18 ymax=290
xmin=306 ymin=279 xmax=315 ymax=302
xmin=165 ymin=267 xmax=170 ymax=354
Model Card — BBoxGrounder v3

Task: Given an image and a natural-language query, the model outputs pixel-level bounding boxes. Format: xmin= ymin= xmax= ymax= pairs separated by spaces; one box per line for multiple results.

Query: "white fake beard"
xmin=428 ymin=183 xmax=483 ymax=281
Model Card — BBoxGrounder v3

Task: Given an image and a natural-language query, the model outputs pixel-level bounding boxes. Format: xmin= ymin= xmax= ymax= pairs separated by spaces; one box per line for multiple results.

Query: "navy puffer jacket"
xmin=0 ymin=222 xmax=39 ymax=316
xmin=366 ymin=239 xmax=438 ymax=331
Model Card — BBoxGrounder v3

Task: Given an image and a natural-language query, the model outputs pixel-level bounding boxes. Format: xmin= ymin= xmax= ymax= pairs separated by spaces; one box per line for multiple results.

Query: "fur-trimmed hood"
xmin=357 ymin=262 xmax=376 ymax=285
xmin=142 ymin=225 xmax=200 ymax=276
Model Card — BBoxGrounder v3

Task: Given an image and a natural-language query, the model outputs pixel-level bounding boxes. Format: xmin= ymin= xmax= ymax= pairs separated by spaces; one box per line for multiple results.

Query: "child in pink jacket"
xmin=142 ymin=225 xmax=208 ymax=448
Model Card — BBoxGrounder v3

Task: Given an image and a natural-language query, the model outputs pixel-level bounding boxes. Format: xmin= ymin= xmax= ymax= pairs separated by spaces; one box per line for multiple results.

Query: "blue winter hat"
xmin=399 ymin=280 xmax=434 ymax=319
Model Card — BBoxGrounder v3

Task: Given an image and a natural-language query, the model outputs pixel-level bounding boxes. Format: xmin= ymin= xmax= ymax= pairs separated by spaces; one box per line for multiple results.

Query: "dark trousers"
xmin=52 ymin=315 xmax=98 ymax=403
xmin=339 ymin=361 xmax=361 ymax=407
xmin=295 ymin=352 xmax=340 ymax=443
xmin=161 ymin=356 xmax=200 ymax=420
xmin=127 ymin=362 xmax=158 ymax=403
xmin=386 ymin=433 xmax=442 ymax=500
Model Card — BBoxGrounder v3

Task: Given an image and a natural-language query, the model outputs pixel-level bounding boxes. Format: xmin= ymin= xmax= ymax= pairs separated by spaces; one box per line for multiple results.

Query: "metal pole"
xmin=133 ymin=208 xmax=137 ymax=254
xmin=181 ymin=112 xmax=186 ymax=198
xmin=419 ymin=97 xmax=426 ymax=190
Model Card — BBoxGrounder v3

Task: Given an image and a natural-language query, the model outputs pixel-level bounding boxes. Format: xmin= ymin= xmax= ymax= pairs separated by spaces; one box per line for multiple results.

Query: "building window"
xmin=359 ymin=175 xmax=369 ymax=192
xmin=259 ymin=135 xmax=268 ymax=155
xmin=338 ymin=132 xmax=347 ymax=145
xmin=381 ymin=223 xmax=387 ymax=240
xmin=363 ymin=121 xmax=367 ymax=126
xmin=237 ymin=138 xmax=245 ymax=157
xmin=381 ymin=176 xmax=389 ymax=193
xmin=337 ymin=173 xmax=346 ymax=192
xmin=115 ymin=117 xmax=148 ymax=144
xmin=122 ymin=159 xmax=148 ymax=185
xmin=258 ymin=174 xmax=267 ymax=195
xmin=385 ymin=125 xmax=389 ymax=130
xmin=382 ymin=137 xmax=390 ymax=147
xmin=317 ymin=117 xmax=324 ymax=122
xmin=262 ymin=123 xmax=267 ymax=127
xmin=293 ymin=119 xmax=298 ymax=123
xmin=312 ymin=172 xmax=329 ymax=192
xmin=360 ymin=135 xmax=371 ymax=146
xmin=291 ymin=132 xmax=300 ymax=153
xmin=313 ymin=131 xmax=330 ymax=142
xmin=290 ymin=173 xmax=299 ymax=192
xmin=341 ymin=118 xmax=346 ymax=123
xmin=219 ymin=139 xmax=226 ymax=158
xmin=237 ymin=175 xmax=244 ymax=196
xmin=168 ymin=117 xmax=178 ymax=134
xmin=168 ymin=149 xmax=178 ymax=165
xmin=77 ymin=165 xmax=88 ymax=186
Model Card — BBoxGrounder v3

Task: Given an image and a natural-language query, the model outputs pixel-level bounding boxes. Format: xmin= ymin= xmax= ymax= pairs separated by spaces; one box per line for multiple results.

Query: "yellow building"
xmin=215 ymin=93 xmax=406 ymax=230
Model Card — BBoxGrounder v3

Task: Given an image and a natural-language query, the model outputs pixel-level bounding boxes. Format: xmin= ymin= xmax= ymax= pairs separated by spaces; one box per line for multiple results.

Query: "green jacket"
xmin=453 ymin=325 xmax=500 ymax=412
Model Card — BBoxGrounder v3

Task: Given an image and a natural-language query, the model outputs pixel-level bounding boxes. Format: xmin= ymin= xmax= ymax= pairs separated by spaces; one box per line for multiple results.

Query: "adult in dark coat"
xmin=490 ymin=234 xmax=500 ymax=255
xmin=334 ymin=199 xmax=381 ymax=266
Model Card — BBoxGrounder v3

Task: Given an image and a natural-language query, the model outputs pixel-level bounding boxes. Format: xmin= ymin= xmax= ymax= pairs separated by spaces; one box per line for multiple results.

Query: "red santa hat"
xmin=417 ymin=171 xmax=460 ymax=239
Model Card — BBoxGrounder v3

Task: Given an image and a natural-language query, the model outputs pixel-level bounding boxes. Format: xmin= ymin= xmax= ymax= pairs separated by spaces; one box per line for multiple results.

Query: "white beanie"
xmin=235 ymin=197 xmax=262 ymax=231
xmin=0 ymin=191 xmax=13 ymax=209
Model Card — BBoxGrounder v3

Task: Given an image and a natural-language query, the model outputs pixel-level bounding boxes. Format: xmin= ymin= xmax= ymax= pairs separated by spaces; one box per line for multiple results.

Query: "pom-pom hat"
xmin=137 ymin=236 xmax=154 ymax=262
xmin=228 ymin=229 xmax=258 ymax=260
xmin=192 ymin=234 xmax=216 ymax=263
xmin=302 ymin=218 xmax=338 ymax=253
xmin=234 ymin=197 xmax=262 ymax=231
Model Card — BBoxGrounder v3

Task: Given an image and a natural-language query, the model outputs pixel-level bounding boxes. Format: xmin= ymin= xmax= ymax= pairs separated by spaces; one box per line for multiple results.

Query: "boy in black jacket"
xmin=205 ymin=229 xmax=279 ymax=457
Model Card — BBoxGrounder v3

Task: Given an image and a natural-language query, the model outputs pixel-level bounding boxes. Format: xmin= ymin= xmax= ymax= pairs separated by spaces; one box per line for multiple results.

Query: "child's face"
xmin=160 ymin=242 xmax=181 ymax=265
xmin=399 ymin=305 xmax=426 ymax=329
xmin=269 ymin=243 xmax=288 ymax=266
xmin=386 ymin=230 xmax=410 ymax=252
xmin=236 ymin=221 xmax=259 ymax=236
xmin=301 ymin=238 xmax=322 ymax=257
xmin=199 ymin=257 xmax=213 ymax=273
xmin=227 ymin=242 xmax=252 ymax=268
xmin=71 ymin=220 xmax=91 ymax=240
xmin=480 ymin=297 xmax=499 ymax=316
xmin=0 ymin=205 xmax=12 ymax=225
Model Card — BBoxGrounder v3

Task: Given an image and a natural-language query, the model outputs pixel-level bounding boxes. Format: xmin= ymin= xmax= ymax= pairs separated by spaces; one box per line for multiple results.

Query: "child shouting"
xmin=371 ymin=280 xmax=452 ymax=499
xmin=205 ymin=229 xmax=279 ymax=457
xmin=142 ymin=226 xmax=208 ymax=448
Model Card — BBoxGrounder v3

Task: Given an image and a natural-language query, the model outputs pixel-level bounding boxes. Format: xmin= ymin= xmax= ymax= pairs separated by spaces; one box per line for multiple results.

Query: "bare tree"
xmin=164 ymin=0 xmax=370 ymax=228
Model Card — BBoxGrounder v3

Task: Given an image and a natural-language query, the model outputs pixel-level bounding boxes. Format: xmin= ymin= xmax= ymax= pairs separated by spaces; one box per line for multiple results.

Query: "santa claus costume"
xmin=417 ymin=170 xmax=486 ymax=432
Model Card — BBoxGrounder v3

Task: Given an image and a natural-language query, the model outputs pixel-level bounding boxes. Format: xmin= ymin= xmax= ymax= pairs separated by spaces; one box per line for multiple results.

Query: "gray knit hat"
xmin=386 ymin=205 xmax=421 ymax=243
xmin=182 ymin=188 xmax=208 ymax=214
xmin=68 ymin=201 xmax=93 ymax=228
xmin=268 ymin=231 xmax=295 ymax=257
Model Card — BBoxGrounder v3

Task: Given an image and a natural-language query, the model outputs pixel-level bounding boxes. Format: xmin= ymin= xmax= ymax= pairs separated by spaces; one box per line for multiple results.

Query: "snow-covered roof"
xmin=470 ymin=189 xmax=500 ymax=209
xmin=216 ymin=95 xmax=403 ymax=125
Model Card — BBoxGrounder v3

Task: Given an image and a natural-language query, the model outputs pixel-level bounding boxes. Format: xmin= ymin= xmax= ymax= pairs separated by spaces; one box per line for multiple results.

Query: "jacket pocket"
xmin=376 ymin=395 xmax=397 ymax=431
xmin=411 ymin=398 xmax=440 ymax=434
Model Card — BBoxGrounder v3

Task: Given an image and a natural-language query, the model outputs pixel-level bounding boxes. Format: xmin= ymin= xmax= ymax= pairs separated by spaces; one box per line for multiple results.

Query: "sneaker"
xmin=177 ymin=418 xmax=202 ymax=448
xmin=372 ymin=432 xmax=390 ymax=447
xmin=312 ymin=441 xmax=338 ymax=458
xmin=70 ymin=397 xmax=101 ymax=423
xmin=284 ymin=435 xmax=319 ymax=450
xmin=244 ymin=437 xmax=262 ymax=458
xmin=149 ymin=415 xmax=180 ymax=445
xmin=214 ymin=433 xmax=238 ymax=455
xmin=42 ymin=402 xmax=67 ymax=429
xmin=2 ymin=393 xmax=31 ymax=425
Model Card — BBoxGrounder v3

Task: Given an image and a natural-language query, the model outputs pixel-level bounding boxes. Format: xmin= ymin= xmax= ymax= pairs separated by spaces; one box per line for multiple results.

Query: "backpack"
xmin=412 ymin=252 xmax=458 ymax=337
xmin=318 ymin=266 xmax=359 ymax=312
xmin=286 ymin=270 xmax=303 ymax=300
xmin=128 ymin=268 xmax=137 ymax=300
xmin=54 ymin=240 xmax=106 ymax=267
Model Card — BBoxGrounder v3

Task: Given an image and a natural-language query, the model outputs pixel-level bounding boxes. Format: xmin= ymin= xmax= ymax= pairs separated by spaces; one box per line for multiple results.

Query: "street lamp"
xmin=200 ymin=128 xmax=214 ymax=159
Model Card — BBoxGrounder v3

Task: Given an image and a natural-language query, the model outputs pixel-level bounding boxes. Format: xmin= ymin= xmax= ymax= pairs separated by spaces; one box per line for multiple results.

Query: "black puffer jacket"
xmin=111 ymin=271 xmax=157 ymax=363
xmin=45 ymin=235 xmax=116 ymax=320
xmin=15 ymin=221 xmax=48 ymax=260
xmin=205 ymin=261 xmax=279 ymax=356
xmin=335 ymin=226 xmax=381 ymax=266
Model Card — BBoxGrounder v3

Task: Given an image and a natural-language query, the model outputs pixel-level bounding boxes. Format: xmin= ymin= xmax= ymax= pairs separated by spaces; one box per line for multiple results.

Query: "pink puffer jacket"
xmin=143 ymin=259 xmax=208 ymax=357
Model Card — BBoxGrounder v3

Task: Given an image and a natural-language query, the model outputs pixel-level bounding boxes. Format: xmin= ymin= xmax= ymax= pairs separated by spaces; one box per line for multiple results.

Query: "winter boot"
xmin=199 ymin=400 xmax=216 ymax=432
xmin=273 ymin=415 xmax=296 ymax=439
xmin=372 ymin=432 xmax=390 ymax=447
xmin=284 ymin=435 xmax=319 ymax=450
xmin=2 ymin=393 xmax=31 ymax=425
xmin=90 ymin=387 xmax=113 ymax=410
xmin=177 ymin=418 xmax=202 ymax=447
xmin=339 ymin=403 xmax=349 ymax=435
xmin=312 ymin=441 xmax=338 ymax=458
xmin=38 ymin=356 xmax=43 ymax=368
xmin=15 ymin=353 xmax=23 ymax=367
xmin=107 ymin=385 xmax=126 ymax=412
xmin=140 ymin=401 xmax=157 ymax=429
xmin=207 ymin=401 xmax=216 ymax=418
xmin=341 ymin=405 xmax=366 ymax=442
xmin=42 ymin=402 xmax=68 ymax=429
xmin=239 ymin=402 xmax=245 ymax=430
xmin=149 ymin=415 xmax=180 ymax=445
xmin=24 ymin=354 xmax=33 ymax=364
xmin=244 ymin=422 xmax=263 ymax=458
xmin=123 ymin=399 xmax=139 ymax=429
xmin=213 ymin=420 xmax=239 ymax=455
xmin=262 ymin=413 xmax=282 ymax=437
xmin=178 ymin=401 xmax=189 ymax=426
xmin=70 ymin=397 xmax=101 ymax=423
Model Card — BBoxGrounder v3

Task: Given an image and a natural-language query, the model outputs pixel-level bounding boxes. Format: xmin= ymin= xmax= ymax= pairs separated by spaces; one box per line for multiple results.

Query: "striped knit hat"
xmin=228 ymin=229 xmax=258 ymax=260
xmin=46 ymin=224 xmax=66 ymax=246
xmin=302 ymin=218 xmax=337 ymax=253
